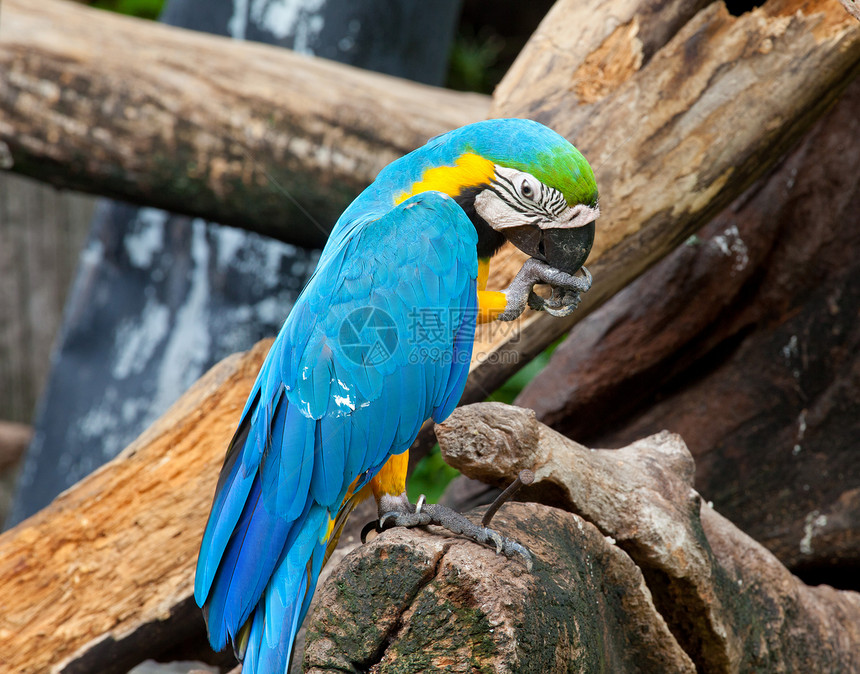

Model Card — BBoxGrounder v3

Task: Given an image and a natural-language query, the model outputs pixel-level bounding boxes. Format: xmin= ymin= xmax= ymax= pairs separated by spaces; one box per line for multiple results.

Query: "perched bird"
xmin=195 ymin=118 xmax=598 ymax=672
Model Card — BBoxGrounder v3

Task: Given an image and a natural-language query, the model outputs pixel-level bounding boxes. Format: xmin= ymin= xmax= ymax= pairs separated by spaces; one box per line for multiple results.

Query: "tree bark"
xmin=0 ymin=341 xmax=273 ymax=674
xmin=0 ymin=0 xmax=489 ymax=248
xmin=421 ymin=403 xmax=860 ymax=672
xmin=466 ymin=0 xmax=860 ymax=405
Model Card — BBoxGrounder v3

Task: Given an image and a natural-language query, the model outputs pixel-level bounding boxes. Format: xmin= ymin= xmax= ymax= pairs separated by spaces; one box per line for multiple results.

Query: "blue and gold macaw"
xmin=194 ymin=118 xmax=598 ymax=672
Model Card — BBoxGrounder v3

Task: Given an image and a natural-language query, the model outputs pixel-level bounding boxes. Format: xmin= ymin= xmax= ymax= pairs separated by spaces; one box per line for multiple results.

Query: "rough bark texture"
xmin=0 ymin=0 xmax=489 ymax=248
xmin=515 ymin=71 xmax=860 ymax=584
xmin=304 ymin=503 xmax=695 ymax=674
xmin=840 ymin=0 xmax=860 ymax=20
xmin=0 ymin=342 xmax=274 ymax=674
xmin=429 ymin=403 xmax=860 ymax=673
xmin=464 ymin=0 xmax=860 ymax=407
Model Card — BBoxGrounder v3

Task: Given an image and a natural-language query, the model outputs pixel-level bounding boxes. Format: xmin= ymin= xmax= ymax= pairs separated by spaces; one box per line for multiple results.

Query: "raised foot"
xmin=374 ymin=494 xmax=533 ymax=571
xmin=498 ymin=259 xmax=592 ymax=321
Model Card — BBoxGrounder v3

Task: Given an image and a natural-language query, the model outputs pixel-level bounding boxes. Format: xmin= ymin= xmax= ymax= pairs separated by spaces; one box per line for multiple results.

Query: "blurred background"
xmin=1 ymin=0 xmax=857 ymax=597
xmin=0 ymin=0 xmax=554 ymax=526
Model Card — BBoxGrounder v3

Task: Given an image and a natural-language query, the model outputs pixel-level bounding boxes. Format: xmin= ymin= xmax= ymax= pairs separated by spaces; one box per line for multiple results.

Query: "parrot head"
xmin=450 ymin=119 xmax=598 ymax=274
xmin=372 ymin=118 xmax=598 ymax=275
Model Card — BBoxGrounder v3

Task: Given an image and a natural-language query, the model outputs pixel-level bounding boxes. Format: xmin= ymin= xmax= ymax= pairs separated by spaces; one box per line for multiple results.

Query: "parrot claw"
xmin=378 ymin=509 xmax=431 ymax=529
xmin=528 ymin=287 xmax=581 ymax=317
xmin=498 ymin=260 xmax=591 ymax=321
xmin=370 ymin=493 xmax=533 ymax=570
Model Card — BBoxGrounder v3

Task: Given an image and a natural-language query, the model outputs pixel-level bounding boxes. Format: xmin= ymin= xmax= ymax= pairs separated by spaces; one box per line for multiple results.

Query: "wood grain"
xmin=0 ymin=0 xmax=489 ymax=248
xmin=466 ymin=0 xmax=860 ymax=403
xmin=0 ymin=340 xmax=270 ymax=674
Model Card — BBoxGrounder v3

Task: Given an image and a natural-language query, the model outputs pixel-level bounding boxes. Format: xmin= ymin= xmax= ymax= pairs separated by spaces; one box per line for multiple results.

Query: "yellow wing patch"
xmin=370 ymin=450 xmax=410 ymax=500
xmin=477 ymin=258 xmax=506 ymax=322
xmin=477 ymin=291 xmax=507 ymax=323
xmin=395 ymin=153 xmax=495 ymax=205
xmin=477 ymin=257 xmax=491 ymax=291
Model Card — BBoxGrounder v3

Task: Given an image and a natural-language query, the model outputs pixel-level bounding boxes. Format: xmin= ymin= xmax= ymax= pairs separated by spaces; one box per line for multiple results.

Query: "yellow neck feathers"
xmin=395 ymin=153 xmax=495 ymax=205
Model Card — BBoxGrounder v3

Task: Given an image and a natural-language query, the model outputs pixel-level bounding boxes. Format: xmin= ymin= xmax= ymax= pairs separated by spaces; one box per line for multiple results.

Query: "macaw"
xmin=194 ymin=118 xmax=598 ymax=672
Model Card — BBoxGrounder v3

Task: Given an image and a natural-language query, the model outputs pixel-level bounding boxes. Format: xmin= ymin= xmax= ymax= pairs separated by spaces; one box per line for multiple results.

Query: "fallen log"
xmin=0 ymin=342 xmax=273 ymax=674
xmin=515 ymin=75 xmax=860 ymax=581
xmin=0 ymin=0 xmax=489 ymax=248
xmin=398 ymin=402 xmax=860 ymax=672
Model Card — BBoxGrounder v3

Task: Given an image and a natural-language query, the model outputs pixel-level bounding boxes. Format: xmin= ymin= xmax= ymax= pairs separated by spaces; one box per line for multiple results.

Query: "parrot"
xmin=194 ymin=118 xmax=598 ymax=672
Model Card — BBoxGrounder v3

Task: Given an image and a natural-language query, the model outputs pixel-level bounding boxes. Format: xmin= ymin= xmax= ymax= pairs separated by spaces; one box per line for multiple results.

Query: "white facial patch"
xmin=557 ymin=202 xmax=600 ymax=229
xmin=474 ymin=165 xmax=599 ymax=231
xmin=474 ymin=189 xmax=525 ymax=230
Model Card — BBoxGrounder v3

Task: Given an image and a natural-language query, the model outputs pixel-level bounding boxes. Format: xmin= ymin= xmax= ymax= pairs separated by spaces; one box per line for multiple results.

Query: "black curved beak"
xmin=504 ymin=222 xmax=595 ymax=276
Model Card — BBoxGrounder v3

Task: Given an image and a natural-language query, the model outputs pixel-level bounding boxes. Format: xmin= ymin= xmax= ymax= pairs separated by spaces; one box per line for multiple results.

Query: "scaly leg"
xmin=373 ymin=491 xmax=533 ymax=570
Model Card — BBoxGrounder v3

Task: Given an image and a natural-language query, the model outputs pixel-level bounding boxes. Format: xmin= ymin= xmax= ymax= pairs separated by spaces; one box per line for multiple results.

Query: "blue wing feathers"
xmin=196 ymin=191 xmax=479 ymax=668
xmin=312 ymin=416 xmax=346 ymax=507
xmin=304 ymin=344 xmax=334 ymax=420
xmin=195 ymin=415 xmax=257 ymax=605
xmin=204 ymin=478 xmax=288 ymax=648
xmin=433 ymin=282 xmax=477 ymax=422
xmin=394 ymin=365 xmax=424 ymax=448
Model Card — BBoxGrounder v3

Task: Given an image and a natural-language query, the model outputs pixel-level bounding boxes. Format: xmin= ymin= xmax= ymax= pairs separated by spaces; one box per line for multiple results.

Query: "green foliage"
xmin=446 ymin=26 xmax=506 ymax=94
xmin=92 ymin=0 xmax=166 ymax=20
xmin=407 ymin=443 xmax=460 ymax=502
xmin=409 ymin=335 xmax=566 ymax=500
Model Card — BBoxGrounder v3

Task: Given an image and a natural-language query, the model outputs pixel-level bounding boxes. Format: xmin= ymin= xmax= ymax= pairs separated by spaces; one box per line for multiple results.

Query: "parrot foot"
xmin=370 ymin=492 xmax=533 ymax=570
xmin=498 ymin=259 xmax=592 ymax=321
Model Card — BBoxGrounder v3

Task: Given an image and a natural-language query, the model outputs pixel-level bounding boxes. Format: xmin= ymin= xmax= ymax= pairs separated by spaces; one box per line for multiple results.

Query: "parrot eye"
xmin=519 ymin=178 xmax=535 ymax=200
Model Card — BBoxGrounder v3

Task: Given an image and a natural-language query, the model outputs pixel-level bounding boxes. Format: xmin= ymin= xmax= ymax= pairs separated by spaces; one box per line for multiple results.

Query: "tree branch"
xmin=0 ymin=342 xmax=272 ymax=674
xmin=0 ymin=0 xmax=489 ymax=247
xmin=423 ymin=403 xmax=860 ymax=672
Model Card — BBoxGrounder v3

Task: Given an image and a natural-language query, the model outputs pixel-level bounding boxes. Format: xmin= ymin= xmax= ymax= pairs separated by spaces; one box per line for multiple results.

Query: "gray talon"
xmin=485 ymin=529 xmax=504 ymax=554
xmin=499 ymin=260 xmax=592 ymax=321
xmin=379 ymin=509 xmax=429 ymax=529
xmin=372 ymin=492 xmax=533 ymax=570
xmin=505 ymin=541 xmax=534 ymax=572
